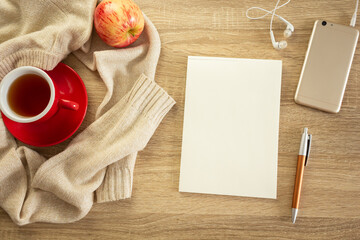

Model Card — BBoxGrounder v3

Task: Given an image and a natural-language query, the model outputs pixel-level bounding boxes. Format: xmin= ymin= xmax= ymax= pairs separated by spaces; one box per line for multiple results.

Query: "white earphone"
xmin=246 ymin=0 xmax=294 ymax=50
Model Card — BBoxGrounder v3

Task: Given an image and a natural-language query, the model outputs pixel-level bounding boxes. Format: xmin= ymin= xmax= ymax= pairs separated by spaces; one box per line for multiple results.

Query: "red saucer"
xmin=1 ymin=63 xmax=88 ymax=147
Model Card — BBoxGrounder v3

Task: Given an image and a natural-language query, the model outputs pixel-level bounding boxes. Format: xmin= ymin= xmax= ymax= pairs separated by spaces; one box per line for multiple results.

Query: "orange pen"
xmin=292 ymin=128 xmax=312 ymax=224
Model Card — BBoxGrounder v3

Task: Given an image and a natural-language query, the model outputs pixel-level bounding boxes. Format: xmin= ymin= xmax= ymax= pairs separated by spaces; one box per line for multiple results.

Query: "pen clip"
xmin=305 ymin=134 xmax=312 ymax=166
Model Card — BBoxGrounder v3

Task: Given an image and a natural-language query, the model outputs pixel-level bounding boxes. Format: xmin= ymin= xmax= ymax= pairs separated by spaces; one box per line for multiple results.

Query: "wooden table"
xmin=1 ymin=0 xmax=360 ymax=239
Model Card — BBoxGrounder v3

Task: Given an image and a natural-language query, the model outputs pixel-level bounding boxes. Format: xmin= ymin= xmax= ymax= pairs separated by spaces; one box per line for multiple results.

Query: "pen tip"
xmin=304 ymin=127 xmax=308 ymax=133
xmin=292 ymin=208 xmax=298 ymax=224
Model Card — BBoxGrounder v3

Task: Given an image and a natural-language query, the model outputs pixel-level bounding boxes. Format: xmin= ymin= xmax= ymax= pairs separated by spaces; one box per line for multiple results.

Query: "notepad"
xmin=179 ymin=56 xmax=282 ymax=199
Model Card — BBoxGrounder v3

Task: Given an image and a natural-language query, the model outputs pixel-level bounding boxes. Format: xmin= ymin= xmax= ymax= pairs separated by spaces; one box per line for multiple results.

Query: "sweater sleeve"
xmin=73 ymin=14 xmax=166 ymax=202
xmin=31 ymin=74 xmax=175 ymax=209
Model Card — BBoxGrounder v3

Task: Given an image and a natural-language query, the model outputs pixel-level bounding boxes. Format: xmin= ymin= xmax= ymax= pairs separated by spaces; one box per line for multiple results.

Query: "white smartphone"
xmin=295 ymin=20 xmax=359 ymax=113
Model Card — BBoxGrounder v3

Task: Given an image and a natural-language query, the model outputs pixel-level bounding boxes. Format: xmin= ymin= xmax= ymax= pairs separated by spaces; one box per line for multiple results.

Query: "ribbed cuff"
xmin=95 ymin=74 xmax=175 ymax=203
xmin=128 ymin=73 xmax=176 ymax=127
xmin=0 ymin=50 xmax=64 ymax=78
xmin=96 ymin=153 xmax=136 ymax=203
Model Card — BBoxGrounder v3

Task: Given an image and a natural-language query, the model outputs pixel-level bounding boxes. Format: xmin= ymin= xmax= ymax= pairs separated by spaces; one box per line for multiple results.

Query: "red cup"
xmin=0 ymin=66 xmax=79 ymax=123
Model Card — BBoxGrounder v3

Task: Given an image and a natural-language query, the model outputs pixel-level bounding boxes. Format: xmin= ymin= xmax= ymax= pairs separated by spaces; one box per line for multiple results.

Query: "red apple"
xmin=94 ymin=0 xmax=144 ymax=48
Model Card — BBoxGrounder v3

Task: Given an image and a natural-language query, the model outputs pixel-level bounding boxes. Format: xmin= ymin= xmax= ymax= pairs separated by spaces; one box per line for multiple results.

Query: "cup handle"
xmin=58 ymin=99 xmax=79 ymax=111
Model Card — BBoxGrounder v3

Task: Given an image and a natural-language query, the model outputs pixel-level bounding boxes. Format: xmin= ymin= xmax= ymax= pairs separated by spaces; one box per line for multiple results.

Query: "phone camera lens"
xmin=322 ymin=21 xmax=327 ymax=26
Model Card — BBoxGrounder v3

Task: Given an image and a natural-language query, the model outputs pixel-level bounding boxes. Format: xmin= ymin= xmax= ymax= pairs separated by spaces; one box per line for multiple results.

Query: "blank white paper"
xmin=179 ymin=56 xmax=282 ymax=199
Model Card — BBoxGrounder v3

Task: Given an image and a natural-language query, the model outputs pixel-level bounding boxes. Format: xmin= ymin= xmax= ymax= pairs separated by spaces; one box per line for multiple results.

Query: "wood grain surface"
xmin=1 ymin=0 xmax=360 ymax=239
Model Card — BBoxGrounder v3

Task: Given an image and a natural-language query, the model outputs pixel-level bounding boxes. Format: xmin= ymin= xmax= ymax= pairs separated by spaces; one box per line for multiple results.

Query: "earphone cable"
xmin=246 ymin=0 xmax=291 ymax=21
xmin=270 ymin=0 xmax=284 ymax=33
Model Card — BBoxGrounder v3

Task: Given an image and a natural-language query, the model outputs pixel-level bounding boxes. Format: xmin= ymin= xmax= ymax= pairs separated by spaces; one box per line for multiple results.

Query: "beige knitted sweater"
xmin=0 ymin=0 xmax=175 ymax=225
